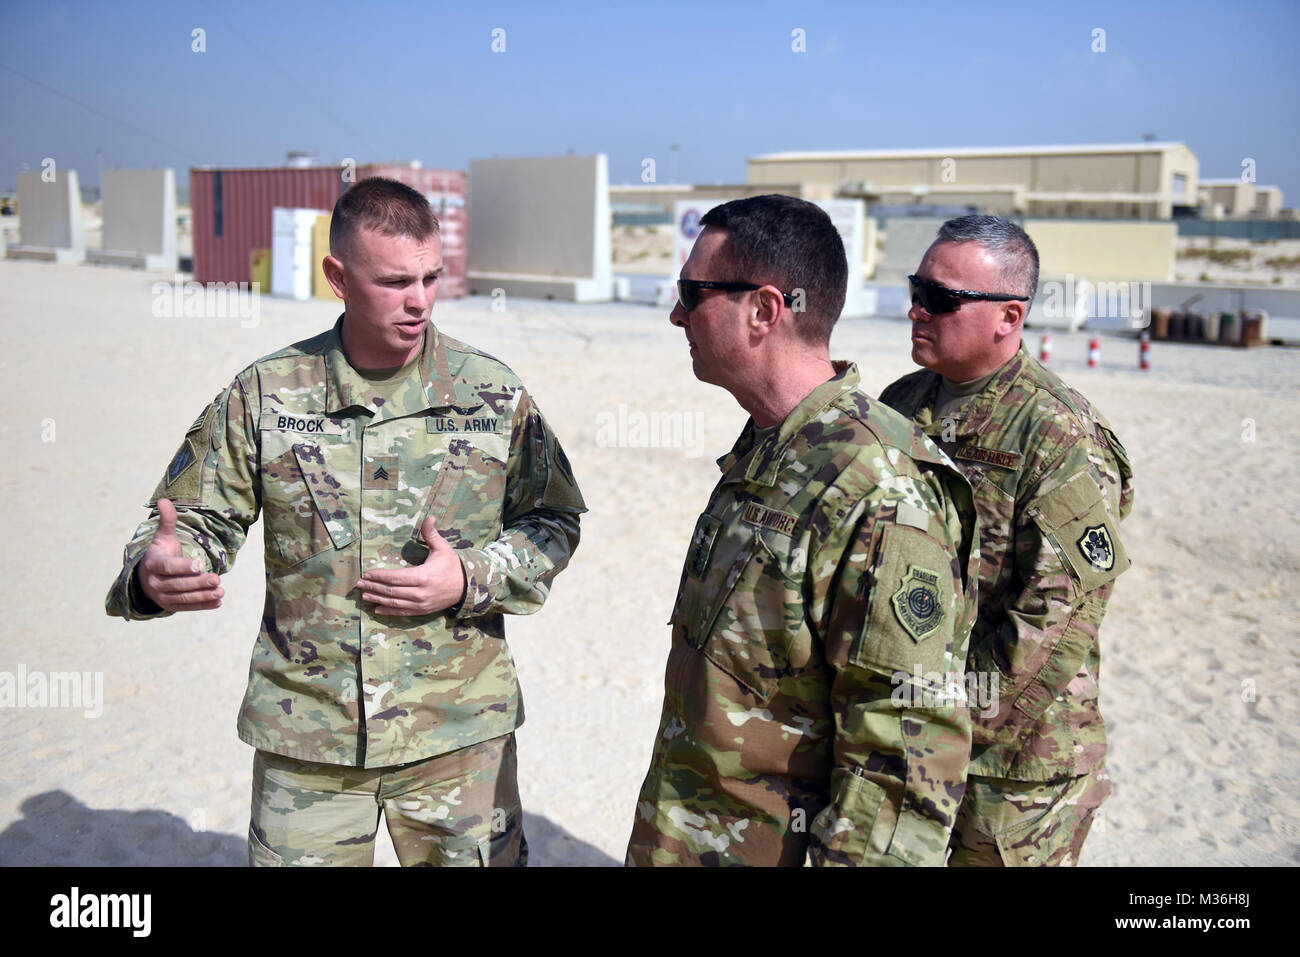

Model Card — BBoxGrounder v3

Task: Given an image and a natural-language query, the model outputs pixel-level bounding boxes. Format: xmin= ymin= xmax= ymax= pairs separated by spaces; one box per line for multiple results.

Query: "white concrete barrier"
xmin=88 ymin=169 xmax=178 ymax=271
xmin=468 ymin=155 xmax=613 ymax=302
xmin=8 ymin=169 xmax=85 ymax=263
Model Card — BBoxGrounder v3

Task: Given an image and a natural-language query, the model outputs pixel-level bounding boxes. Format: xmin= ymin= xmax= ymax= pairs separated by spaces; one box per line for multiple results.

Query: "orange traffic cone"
xmin=1039 ymin=332 xmax=1052 ymax=364
xmin=1088 ymin=337 xmax=1100 ymax=368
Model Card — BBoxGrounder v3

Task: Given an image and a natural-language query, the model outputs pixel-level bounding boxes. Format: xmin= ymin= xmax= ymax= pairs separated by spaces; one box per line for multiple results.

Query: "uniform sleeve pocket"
xmin=854 ymin=524 xmax=957 ymax=676
xmin=1031 ymin=472 xmax=1129 ymax=593
xmin=808 ymin=768 xmax=888 ymax=866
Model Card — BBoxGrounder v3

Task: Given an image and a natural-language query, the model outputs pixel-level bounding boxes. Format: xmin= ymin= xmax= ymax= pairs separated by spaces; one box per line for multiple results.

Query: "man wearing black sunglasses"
xmin=626 ymin=194 xmax=980 ymax=866
xmin=881 ymin=215 xmax=1134 ymax=867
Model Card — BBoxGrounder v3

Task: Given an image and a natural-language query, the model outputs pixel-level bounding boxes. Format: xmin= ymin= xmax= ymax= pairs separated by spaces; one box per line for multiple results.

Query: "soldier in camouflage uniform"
xmin=626 ymin=196 xmax=980 ymax=866
xmin=105 ymin=178 xmax=585 ymax=866
xmin=880 ymin=216 xmax=1133 ymax=866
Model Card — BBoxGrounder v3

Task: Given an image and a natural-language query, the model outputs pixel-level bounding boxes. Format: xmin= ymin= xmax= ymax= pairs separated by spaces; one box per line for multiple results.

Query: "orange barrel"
xmin=1151 ymin=308 xmax=1171 ymax=340
xmin=1241 ymin=310 xmax=1268 ymax=348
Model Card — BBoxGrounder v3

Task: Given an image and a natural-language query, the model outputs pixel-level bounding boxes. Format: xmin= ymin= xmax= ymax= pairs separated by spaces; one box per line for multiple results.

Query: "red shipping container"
xmin=191 ymin=164 xmax=468 ymax=298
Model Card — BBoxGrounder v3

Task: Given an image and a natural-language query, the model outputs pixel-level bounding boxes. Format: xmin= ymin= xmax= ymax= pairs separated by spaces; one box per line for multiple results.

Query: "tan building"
xmin=1198 ymin=179 xmax=1284 ymax=218
xmin=747 ymin=142 xmax=1200 ymax=219
xmin=608 ymin=182 xmax=804 ymax=215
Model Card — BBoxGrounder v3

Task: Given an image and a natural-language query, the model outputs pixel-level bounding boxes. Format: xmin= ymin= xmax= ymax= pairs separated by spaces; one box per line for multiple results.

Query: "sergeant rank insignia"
xmin=891 ymin=565 xmax=945 ymax=642
xmin=1077 ymin=524 xmax=1115 ymax=571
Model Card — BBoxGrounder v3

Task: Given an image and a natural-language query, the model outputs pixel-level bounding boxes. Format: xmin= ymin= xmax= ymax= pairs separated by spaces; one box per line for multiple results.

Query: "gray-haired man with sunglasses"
xmin=881 ymin=215 xmax=1134 ymax=866
xmin=626 ymin=195 xmax=980 ymax=866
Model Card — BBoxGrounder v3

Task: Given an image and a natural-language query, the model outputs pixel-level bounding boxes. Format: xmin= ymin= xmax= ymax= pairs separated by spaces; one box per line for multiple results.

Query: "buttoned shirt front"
xmin=106 ymin=316 xmax=586 ymax=768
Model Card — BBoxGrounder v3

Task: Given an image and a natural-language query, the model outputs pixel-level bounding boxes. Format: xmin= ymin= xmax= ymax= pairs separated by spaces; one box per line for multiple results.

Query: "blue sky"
xmin=2 ymin=0 xmax=1298 ymax=201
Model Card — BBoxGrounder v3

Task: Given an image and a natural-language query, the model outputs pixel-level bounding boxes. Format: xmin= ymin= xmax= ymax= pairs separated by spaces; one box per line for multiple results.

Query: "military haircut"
xmin=935 ymin=215 xmax=1040 ymax=311
xmin=699 ymin=194 xmax=848 ymax=345
xmin=330 ymin=177 xmax=441 ymax=264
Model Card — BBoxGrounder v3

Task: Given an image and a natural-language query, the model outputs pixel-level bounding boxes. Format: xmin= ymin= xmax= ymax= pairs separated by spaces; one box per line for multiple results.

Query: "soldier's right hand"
xmin=136 ymin=498 xmax=225 ymax=612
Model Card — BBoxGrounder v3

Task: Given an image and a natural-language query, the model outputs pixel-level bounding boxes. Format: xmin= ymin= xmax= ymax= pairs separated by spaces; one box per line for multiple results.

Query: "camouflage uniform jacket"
xmin=627 ymin=362 xmax=980 ymax=866
xmin=880 ymin=344 xmax=1133 ymax=781
xmin=105 ymin=316 xmax=586 ymax=768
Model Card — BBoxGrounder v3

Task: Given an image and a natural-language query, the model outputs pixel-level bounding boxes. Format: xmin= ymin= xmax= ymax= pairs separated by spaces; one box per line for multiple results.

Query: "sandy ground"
xmin=0 ymin=258 xmax=1296 ymax=866
xmin=611 ymin=223 xmax=673 ymax=275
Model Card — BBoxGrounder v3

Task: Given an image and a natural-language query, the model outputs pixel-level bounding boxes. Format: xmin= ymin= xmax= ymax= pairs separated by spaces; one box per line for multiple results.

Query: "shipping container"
xmin=190 ymin=164 xmax=468 ymax=298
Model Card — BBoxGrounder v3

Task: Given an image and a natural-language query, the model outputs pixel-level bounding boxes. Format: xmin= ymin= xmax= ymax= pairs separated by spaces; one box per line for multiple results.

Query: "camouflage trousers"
xmin=247 ymin=732 xmax=527 ymax=867
xmin=947 ymin=767 xmax=1111 ymax=866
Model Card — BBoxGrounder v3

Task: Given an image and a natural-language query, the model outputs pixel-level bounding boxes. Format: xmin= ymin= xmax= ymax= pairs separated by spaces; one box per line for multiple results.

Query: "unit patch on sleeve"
xmin=166 ymin=442 xmax=196 ymax=486
xmin=1077 ymin=524 xmax=1115 ymax=571
xmin=891 ymin=564 xmax=946 ymax=642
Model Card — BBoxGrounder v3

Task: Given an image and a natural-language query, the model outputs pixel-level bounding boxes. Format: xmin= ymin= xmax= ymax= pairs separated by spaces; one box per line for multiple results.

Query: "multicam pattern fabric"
xmin=880 ymin=344 xmax=1134 ymax=782
xmin=248 ymin=732 xmax=526 ymax=867
xmin=106 ymin=316 xmax=586 ymax=769
xmin=626 ymin=362 xmax=980 ymax=867
xmin=947 ymin=764 xmax=1112 ymax=867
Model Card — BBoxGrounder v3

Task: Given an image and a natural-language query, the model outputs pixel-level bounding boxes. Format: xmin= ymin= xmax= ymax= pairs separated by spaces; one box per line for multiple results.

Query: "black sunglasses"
xmin=677 ymin=278 xmax=796 ymax=313
xmin=908 ymin=274 xmax=1030 ymax=316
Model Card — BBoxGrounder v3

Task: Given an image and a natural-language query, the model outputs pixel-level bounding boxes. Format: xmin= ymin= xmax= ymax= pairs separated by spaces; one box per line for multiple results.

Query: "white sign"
xmin=670 ymin=197 xmax=869 ymax=317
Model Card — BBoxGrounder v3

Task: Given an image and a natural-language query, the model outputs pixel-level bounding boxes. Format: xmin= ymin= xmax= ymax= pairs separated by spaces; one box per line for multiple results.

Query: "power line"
xmin=212 ymin=18 xmax=371 ymax=150
xmin=0 ymin=61 xmax=204 ymax=164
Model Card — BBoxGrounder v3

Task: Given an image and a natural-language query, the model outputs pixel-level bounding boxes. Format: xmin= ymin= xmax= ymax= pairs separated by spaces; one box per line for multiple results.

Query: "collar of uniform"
xmin=717 ymin=361 xmax=861 ymax=486
xmin=942 ymin=343 xmax=1030 ymax=439
xmin=323 ymin=315 xmax=459 ymax=418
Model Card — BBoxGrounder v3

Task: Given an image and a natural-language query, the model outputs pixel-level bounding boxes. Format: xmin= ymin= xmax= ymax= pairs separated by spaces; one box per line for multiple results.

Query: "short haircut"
xmin=935 ymin=215 xmax=1039 ymax=307
xmin=329 ymin=177 xmax=440 ymax=263
xmin=699 ymin=194 xmax=847 ymax=344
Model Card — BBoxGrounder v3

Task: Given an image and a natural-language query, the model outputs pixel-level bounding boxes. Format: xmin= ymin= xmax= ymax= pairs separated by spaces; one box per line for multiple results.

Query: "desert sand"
xmin=0 ymin=258 xmax=1296 ymax=866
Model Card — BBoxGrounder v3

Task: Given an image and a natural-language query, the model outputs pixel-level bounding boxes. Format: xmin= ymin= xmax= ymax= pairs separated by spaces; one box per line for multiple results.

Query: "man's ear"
xmin=998 ymin=299 xmax=1025 ymax=337
xmin=749 ymin=285 xmax=785 ymax=338
xmin=323 ymin=255 xmax=347 ymax=301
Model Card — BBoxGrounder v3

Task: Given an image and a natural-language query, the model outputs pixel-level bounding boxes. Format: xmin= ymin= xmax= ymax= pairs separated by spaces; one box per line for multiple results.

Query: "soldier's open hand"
xmin=137 ymin=498 xmax=225 ymax=612
xmin=358 ymin=517 xmax=468 ymax=616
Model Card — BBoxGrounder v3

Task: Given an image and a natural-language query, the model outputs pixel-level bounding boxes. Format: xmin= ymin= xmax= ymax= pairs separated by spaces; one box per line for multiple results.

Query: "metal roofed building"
xmin=1197 ymin=179 xmax=1285 ymax=219
xmin=747 ymin=142 xmax=1201 ymax=220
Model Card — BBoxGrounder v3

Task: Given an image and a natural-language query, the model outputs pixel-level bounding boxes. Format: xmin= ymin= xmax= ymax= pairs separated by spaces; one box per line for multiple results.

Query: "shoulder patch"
xmin=891 ymin=565 xmax=946 ymax=642
xmin=1076 ymin=524 xmax=1115 ymax=571
xmin=166 ymin=442 xmax=196 ymax=486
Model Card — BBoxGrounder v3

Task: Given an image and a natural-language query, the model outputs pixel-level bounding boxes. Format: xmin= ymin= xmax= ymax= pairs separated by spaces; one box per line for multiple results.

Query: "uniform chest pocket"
xmin=674 ymin=511 xmax=803 ymax=702
xmin=409 ymin=427 xmax=509 ymax=553
xmin=260 ymin=435 xmax=357 ymax=568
